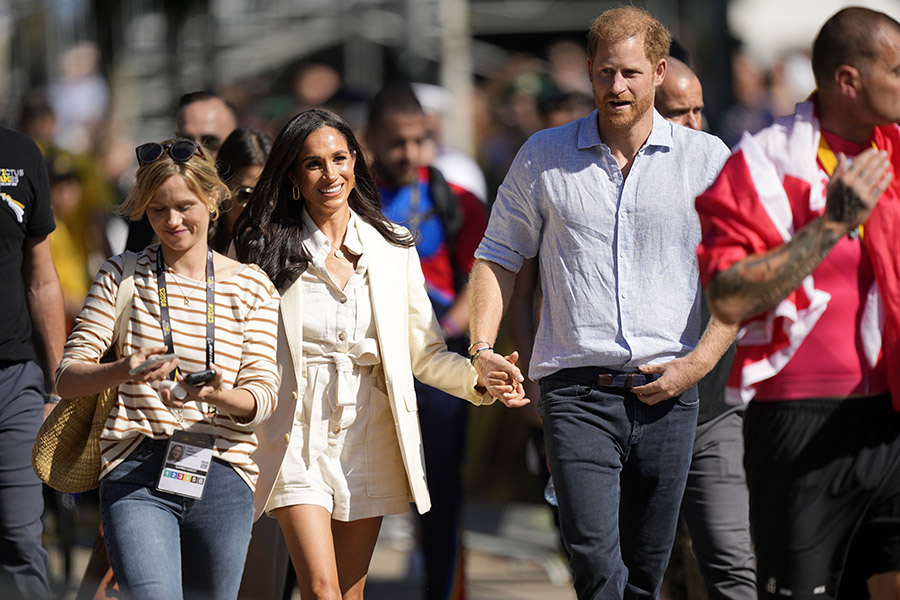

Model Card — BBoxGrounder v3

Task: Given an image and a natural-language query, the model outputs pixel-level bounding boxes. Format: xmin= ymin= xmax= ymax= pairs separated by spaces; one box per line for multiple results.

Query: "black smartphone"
xmin=184 ymin=369 xmax=216 ymax=386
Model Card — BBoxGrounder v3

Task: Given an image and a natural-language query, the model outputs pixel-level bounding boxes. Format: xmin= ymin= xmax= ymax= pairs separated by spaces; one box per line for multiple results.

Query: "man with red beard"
xmin=467 ymin=6 xmax=733 ymax=598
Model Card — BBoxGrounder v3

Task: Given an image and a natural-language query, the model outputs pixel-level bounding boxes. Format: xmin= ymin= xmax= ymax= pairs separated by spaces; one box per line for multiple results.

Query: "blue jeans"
xmin=100 ymin=437 xmax=253 ymax=600
xmin=539 ymin=368 xmax=698 ymax=600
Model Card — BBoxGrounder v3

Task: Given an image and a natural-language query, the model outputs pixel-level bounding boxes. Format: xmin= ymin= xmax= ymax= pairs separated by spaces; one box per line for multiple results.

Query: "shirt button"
xmin=339 ymin=295 xmax=348 ymax=304
xmin=332 ymin=425 xmax=341 ymax=434
xmin=338 ymin=331 xmax=347 ymax=341
xmin=356 ymin=266 xmax=365 ymax=274
xmin=283 ymin=433 xmax=290 ymax=444
xmin=291 ymin=391 xmax=298 ymax=400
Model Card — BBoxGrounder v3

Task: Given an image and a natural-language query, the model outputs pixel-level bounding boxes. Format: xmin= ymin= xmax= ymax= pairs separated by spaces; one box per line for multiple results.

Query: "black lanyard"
xmin=156 ymin=246 xmax=215 ymax=380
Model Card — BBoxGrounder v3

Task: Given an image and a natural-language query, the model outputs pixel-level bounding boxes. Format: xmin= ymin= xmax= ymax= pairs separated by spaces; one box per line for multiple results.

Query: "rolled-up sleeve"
xmin=475 ymin=140 xmax=543 ymax=273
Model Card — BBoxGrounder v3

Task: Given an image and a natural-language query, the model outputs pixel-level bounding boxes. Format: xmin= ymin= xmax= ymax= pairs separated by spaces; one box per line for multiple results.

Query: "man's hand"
xmin=474 ymin=349 xmax=530 ymax=407
xmin=824 ymin=148 xmax=892 ymax=235
xmin=631 ymin=356 xmax=704 ymax=405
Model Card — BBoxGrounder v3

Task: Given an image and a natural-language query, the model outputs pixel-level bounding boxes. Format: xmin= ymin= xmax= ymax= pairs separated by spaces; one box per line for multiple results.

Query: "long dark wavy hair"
xmin=210 ymin=126 xmax=273 ymax=253
xmin=233 ymin=108 xmax=413 ymax=290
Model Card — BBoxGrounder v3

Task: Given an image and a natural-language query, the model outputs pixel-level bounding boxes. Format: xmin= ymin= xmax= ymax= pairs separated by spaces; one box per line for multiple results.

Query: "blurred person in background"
xmin=46 ymin=42 xmax=109 ymax=154
xmin=46 ymin=150 xmax=92 ymax=326
xmin=0 ymin=125 xmax=66 ymax=600
xmin=365 ymin=83 xmax=488 ymax=600
xmin=718 ymin=49 xmax=776 ymax=147
xmin=18 ymin=93 xmax=115 ymax=276
xmin=212 ymin=126 xmax=273 ymax=254
xmin=128 ymin=90 xmax=240 ymax=253
xmin=538 ymin=92 xmax=596 ymax=129
xmin=655 ymin=57 xmax=705 ymax=131
xmin=175 ymin=90 xmax=238 ymax=156
xmin=293 ymin=63 xmax=343 ymax=113
xmin=655 ymin=56 xmax=757 ymax=600
xmin=546 ymin=40 xmax=593 ymax=96
xmin=412 ymin=82 xmax=489 ymax=205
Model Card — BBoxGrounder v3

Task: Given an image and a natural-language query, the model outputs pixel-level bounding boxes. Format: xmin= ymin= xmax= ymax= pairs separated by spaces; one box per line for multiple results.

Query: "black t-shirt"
xmin=0 ymin=126 xmax=55 ymax=362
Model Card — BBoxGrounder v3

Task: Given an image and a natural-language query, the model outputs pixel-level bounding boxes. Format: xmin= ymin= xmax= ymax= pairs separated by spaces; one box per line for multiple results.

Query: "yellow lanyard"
xmin=816 ymin=134 xmax=876 ymax=239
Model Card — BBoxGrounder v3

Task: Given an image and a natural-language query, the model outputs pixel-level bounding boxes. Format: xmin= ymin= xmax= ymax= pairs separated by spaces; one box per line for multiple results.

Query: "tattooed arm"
xmin=707 ymin=147 xmax=893 ymax=325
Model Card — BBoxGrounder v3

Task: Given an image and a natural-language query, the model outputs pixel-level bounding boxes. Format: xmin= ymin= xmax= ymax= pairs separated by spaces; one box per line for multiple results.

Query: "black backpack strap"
xmin=426 ymin=166 xmax=466 ymax=293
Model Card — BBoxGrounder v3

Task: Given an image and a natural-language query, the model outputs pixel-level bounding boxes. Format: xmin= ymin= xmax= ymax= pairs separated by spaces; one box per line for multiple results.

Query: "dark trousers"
xmin=540 ymin=367 xmax=698 ymax=600
xmin=416 ymin=378 xmax=468 ymax=600
xmin=0 ymin=361 xmax=51 ymax=600
xmin=681 ymin=407 xmax=756 ymax=599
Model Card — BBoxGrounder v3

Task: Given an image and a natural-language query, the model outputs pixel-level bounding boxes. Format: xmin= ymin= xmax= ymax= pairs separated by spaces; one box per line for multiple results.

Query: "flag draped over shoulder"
xmin=696 ymin=100 xmax=900 ymax=410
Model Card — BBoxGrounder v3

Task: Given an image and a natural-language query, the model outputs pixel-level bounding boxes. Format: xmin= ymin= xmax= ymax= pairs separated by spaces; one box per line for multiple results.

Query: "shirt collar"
xmin=301 ymin=208 xmax=366 ymax=259
xmin=577 ymin=108 xmax=674 ymax=151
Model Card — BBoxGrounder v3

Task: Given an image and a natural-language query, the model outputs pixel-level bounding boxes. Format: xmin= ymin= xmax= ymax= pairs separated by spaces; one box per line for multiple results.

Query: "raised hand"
xmin=824 ymin=148 xmax=892 ymax=234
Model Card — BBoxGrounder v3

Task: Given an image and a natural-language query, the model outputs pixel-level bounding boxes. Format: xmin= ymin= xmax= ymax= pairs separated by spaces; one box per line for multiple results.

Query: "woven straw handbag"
xmin=32 ymin=252 xmax=137 ymax=493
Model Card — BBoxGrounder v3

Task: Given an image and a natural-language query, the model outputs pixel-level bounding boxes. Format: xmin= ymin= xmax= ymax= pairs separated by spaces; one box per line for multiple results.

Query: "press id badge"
xmin=156 ymin=431 xmax=216 ymax=499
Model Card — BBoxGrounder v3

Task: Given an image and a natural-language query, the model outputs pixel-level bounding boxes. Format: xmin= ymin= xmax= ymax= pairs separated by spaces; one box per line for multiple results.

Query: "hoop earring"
xmin=292 ymin=185 xmax=301 ymax=200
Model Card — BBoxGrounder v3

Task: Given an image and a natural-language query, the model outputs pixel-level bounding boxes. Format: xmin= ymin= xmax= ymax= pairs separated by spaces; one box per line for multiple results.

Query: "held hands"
xmin=473 ymin=349 xmax=530 ymax=408
xmin=631 ymin=356 xmax=704 ymax=406
xmin=824 ymin=148 xmax=893 ymax=235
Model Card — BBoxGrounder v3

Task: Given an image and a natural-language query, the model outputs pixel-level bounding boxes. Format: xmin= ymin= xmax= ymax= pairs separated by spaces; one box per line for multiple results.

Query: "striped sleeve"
xmin=56 ymin=253 xmax=127 ymax=385
xmin=229 ymin=264 xmax=280 ymax=428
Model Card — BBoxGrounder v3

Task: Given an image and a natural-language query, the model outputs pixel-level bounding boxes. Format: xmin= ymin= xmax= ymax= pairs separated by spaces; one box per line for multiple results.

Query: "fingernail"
xmin=516 ymin=375 xmax=524 ymax=382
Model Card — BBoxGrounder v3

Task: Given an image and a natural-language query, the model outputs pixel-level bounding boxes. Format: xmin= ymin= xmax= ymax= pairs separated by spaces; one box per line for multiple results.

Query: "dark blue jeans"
xmin=540 ymin=368 xmax=698 ymax=600
xmin=100 ymin=437 xmax=253 ymax=600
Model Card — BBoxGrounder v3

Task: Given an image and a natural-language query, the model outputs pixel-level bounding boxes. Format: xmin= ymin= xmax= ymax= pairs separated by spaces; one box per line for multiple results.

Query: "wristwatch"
xmin=43 ymin=393 xmax=62 ymax=404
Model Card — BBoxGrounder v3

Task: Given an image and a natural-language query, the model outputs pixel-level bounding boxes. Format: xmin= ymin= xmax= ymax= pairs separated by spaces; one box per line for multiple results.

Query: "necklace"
xmin=168 ymin=270 xmax=191 ymax=306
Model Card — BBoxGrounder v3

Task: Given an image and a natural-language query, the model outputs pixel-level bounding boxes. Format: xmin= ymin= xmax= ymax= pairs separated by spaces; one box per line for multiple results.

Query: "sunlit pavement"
xmin=47 ymin=499 xmax=576 ymax=600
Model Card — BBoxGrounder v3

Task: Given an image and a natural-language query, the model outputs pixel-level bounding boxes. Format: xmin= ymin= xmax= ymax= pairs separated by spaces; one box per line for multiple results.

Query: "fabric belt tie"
xmin=303 ymin=339 xmax=381 ymax=467
xmin=305 ymin=339 xmax=381 ymax=410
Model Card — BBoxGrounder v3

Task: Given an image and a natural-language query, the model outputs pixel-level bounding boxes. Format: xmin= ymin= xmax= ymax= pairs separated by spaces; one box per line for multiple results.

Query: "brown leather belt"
xmin=596 ymin=372 xmax=659 ymax=389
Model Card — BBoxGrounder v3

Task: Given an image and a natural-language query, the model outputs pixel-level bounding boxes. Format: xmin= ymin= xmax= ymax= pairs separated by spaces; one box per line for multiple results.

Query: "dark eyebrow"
xmin=302 ymin=150 xmax=349 ymax=162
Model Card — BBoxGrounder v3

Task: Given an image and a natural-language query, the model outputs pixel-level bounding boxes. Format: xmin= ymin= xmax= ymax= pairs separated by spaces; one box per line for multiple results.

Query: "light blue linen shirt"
xmin=476 ymin=109 xmax=730 ymax=379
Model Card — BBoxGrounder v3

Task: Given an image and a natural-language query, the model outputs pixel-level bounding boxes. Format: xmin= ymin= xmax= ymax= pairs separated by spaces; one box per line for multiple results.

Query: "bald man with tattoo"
xmin=696 ymin=7 xmax=900 ymax=599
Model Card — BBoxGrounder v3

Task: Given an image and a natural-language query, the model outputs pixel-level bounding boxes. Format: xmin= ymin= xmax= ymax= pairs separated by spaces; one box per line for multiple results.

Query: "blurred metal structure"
xmin=2 ymin=0 xmax=736 ymax=145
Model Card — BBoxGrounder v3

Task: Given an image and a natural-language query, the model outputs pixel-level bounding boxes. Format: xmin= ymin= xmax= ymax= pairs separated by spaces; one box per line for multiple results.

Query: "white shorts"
xmin=265 ymin=370 xmax=411 ymax=521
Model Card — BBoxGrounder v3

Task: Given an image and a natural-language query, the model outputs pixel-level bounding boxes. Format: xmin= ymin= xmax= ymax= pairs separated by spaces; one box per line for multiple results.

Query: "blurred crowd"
xmin=19 ymin=37 xmax=816 ymax=333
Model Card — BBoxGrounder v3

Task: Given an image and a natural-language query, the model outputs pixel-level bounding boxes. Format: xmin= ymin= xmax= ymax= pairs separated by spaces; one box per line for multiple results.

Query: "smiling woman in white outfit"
xmin=234 ymin=108 xmax=526 ymax=600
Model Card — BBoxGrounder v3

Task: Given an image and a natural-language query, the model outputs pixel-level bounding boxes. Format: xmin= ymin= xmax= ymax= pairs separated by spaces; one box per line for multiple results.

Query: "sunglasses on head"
xmin=175 ymin=132 xmax=223 ymax=153
xmin=135 ymin=139 xmax=205 ymax=166
xmin=234 ymin=186 xmax=254 ymax=205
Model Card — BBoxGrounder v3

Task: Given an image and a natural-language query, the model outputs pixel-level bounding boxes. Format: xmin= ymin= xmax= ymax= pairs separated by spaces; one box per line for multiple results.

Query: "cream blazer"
xmin=251 ymin=217 xmax=493 ymax=520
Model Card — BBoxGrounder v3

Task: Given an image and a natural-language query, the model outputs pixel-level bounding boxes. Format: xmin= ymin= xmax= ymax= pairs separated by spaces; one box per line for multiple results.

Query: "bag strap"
xmin=111 ymin=252 xmax=137 ymax=355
